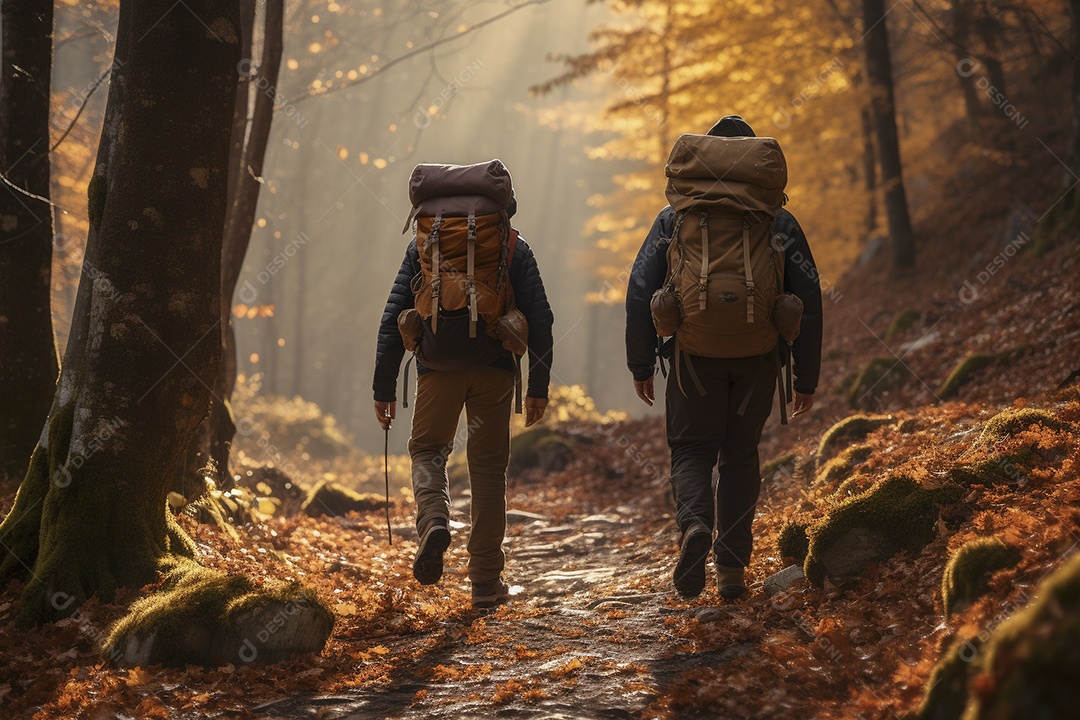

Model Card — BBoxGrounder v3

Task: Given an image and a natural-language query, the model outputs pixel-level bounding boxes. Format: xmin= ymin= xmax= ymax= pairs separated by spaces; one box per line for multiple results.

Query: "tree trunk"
xmin=862 ymin=0 xmax=916 ymax=272
xmin=0 ymin=0 xmax=59 ymax=482
xmin=0 ymin=0 xmax=240 ymax=626
xmin=175 ymin=0 xmax=283 ymax=496
xmin=860 ymin=105 xmax=878 ymax=237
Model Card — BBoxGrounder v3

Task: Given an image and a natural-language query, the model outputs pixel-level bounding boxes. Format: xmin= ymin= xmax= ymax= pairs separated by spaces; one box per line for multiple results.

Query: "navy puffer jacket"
xmin=373 ymin=235 xmax=554 ymax=402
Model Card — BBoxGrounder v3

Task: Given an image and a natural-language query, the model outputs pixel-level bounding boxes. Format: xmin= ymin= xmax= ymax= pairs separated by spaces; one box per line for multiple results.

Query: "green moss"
xmin=761 ymin=452 xmax=797 ymax=481
xmin=816 ymin=444 xmax=872 ymax=488
xmin=962 ymin=552 xmax=1080 ymax=718
xmin=834 ymin=473 xmax=875 ymax=499
xmin=937 ymin=354 xmax=998 ymax=400
xmin=804 ymin=475 xmax=964 ymax=587
xmin=104 ymin=557 xmax=333 ymax=667
xmin=948 ymin=448 xmax=1033 ymax=487
xmin=911 ymin=637 xmax=981 ymax=720
xmin=818 ymin=414 xmax=894 ymax=458
xmin=847 ymin=358 xmax=912 ymax=408
xmin=509 ymin=426 xmax=576 ymax=474
xmin=941 ymin=537 xmax=1020 ymax=617
xmin=885 ymin=310 xmax=921 ymax=340
xmin=778 ymin=520 xmax=810 ymax=564
xmin=978 ymin=407 xmax=1066 ymax=444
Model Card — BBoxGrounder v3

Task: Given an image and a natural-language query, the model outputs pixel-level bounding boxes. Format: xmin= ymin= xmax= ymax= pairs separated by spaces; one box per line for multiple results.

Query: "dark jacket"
xmin=373 ymin=235 xmax=554 ymax=402
xmin=625 ymin=206 xmax=823 ymax=394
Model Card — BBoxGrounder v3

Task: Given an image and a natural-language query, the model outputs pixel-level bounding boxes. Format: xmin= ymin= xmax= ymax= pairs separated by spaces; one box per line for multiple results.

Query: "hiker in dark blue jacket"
xmin=373 ymin=192 xmax=553 ymax=609
xmin=625 ymin=116 xmax=823 ymax=599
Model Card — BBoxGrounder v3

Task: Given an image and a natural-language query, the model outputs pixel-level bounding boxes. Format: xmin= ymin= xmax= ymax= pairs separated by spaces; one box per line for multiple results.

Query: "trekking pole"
xmin=384 ymin=425 xmax=393 ymax=545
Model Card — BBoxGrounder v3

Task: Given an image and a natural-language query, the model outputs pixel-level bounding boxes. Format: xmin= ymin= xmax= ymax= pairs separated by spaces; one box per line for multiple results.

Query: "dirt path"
xmin=256 ymin=506 xmax=750 ymax=720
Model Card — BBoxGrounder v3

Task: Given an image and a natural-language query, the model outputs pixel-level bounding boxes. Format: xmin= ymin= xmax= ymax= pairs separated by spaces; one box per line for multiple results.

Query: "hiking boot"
xmin=716 ymin=565 xmax=747 ymax=600
xmin=413 ymin=522 xmax=452 ymax=585
xmin=471 ymin=578 xmax=511 ymax=609
xmin=673 ymin=524 xmax=712 ymax=598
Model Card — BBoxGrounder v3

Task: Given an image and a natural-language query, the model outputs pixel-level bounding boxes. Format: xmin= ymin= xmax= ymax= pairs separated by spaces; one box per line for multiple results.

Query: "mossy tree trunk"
xmin=862 ymin=0 xmax=916 ymax=273
xmin=177 ymin=0 xmax=284 ymax=498
xmin=0 ymin=0 xmax=60 ymax=483
xmin=0 ymin=0 xmax=240 ymax=626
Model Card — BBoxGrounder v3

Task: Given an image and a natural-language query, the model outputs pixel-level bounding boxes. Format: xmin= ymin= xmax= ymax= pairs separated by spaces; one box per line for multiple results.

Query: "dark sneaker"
xmin=412 ymin=523 xmax=452 ymax=585
xmin=716 ymin=565 xmax=748 ymax=599
xmin=674 ymin=524 xmax=712 ymax=598
xmin=472 ymin=579 xmax=511 ymax=609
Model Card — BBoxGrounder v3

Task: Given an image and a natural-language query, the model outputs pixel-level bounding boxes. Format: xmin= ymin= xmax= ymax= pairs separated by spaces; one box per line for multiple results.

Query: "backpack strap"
xmin=430 ymin=212 xmax=443 ymax=333
xmin=506 ymin=227 xmax=519 ymax=268
xmin=514 ymin=355 xmax=523 ymax=414
xmin=775 ymin=345 xmax=789 ymax=425
xmin=401 ymin=354 xmax=415 ymax=409
xmin=742 ymin=216 xmax=755 ymax=324
xmin=466 ymin=212 xmax=478 ymax=338
xmin=698 ymin=212 xmax=709 ymax=311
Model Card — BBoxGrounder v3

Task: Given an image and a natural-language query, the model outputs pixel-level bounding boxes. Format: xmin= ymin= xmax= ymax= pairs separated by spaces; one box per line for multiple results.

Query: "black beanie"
xmin=707 ymin=115 xmax=756 ymax=138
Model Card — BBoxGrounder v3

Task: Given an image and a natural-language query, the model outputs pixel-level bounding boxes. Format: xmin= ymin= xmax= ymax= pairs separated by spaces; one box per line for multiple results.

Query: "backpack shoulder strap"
xmin=506 ymin=227 xmax=519 ymax=269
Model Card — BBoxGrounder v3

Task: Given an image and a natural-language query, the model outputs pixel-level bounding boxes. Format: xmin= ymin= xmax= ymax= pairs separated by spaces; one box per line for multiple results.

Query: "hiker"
xmin=372 ymin=159 xmax=554 ymax=609
xmin=625 ymin=116 xmax=823 ymax=599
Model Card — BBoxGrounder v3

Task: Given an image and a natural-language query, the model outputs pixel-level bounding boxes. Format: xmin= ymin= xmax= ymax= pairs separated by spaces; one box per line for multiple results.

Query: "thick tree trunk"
xmin=1037 ymin=0 xmax=1080 ymax=243
xmin=862 ymin=0 xmax=916 ymax=272
xmin=0 ymin=0 xmax=60 ymax=482
xmin=860 ymin=105 xmax=878 ymax=237
xmin=0 ymin=0 xmax=240 ymax=626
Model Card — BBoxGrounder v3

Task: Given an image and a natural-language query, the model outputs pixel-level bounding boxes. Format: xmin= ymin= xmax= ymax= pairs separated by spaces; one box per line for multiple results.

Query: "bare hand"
xmin=792 ymin=391 xmax=814 ymax=418
xmin=524 ymin=396 xmax=548 ymax=427
xmin=634 ymin=377 xmax=655 ymax=406
xmin=374 ymin=400 xmax=396 ymax=430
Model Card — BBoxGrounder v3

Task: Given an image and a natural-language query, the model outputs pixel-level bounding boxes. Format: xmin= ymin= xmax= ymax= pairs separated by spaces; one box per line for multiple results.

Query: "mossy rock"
xmin=847 ymin=358 xmax=912 ymax=409
xmin=947 ymin=448 xmax=1033 ymax=487
xmin=941 ymin=537 xmax=1020 ymax=617
xmin=804 ymin=475 xmax=964 ymax=587
xmin=834 ymin=473 xmax=875 ymax=499
xmin=778 ymin=520 xmax=810 ymax=564
xmin=978 ymin=407 xmax=1066 ymax=444
xmin=302 ymin=480 xmax=385 ymax=518
xmin=959 ymin=552 xmax=1080 ymax=718
xmin=910 ymin=637 xmax=982 ymax=720
xmin=816 ymin=444 xmax=873 ymax=488
xmin=884 ymin=310 xmax=921 ymax=340
xmin=236 ymin=465 xmax=307 ymax=515
xmin=818 ymin=414 xmax=894 ymax=459
xmin=936 ymin=354 xmax=999 ymax=400
xmin=761 ymin=453 xmax=798 ymax=481
xmin=104 ymin=558 xmax=333 ymax=667
xmin=509 ymin=426 xmax=577 ymax=475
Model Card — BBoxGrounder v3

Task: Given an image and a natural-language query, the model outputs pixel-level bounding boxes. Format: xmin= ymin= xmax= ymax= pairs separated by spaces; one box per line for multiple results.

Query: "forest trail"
xmin=255 ymin=505 xmax=748 ymax=720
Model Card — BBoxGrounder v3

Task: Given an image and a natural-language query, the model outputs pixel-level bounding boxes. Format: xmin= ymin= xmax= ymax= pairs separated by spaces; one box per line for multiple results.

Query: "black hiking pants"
xmin=666 ymin=350 xmax=777 ymax=569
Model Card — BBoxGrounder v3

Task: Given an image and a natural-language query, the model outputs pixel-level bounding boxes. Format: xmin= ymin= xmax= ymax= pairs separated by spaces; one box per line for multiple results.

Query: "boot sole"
xmin=674 ymin=527 xmax=711 ymax=598
xmin=413 ymin=526 xmax=451 ymax=585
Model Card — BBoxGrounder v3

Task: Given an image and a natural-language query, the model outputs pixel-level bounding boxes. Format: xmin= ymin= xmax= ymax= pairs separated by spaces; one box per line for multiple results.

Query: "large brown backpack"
xmin=397 ymin=160 xmax=528 ymax=380
xmin=656 ymin=134 xmax=790 ymax=358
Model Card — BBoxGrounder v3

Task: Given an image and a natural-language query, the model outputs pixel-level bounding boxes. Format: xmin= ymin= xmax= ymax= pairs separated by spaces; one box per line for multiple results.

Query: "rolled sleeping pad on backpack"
xmin=665 ymin=134 xmax=787 ymax=216
xmin=408 ymin=160 xmax=515 ymax=220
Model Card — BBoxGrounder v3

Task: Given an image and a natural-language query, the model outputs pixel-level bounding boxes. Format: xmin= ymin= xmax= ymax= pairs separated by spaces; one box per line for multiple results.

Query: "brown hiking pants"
xmin=408 ymin=367 xmax=515 ymax=584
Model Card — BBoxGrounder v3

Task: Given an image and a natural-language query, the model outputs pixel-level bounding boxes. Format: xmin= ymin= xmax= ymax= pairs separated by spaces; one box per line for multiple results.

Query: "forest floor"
xmin=2 ymin=214 xmax=1080 ymax=718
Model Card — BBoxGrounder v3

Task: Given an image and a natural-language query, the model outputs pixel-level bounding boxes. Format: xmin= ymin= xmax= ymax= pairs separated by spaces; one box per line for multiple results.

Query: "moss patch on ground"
xmin=847 ymin=358 xmax=912 ymax=409
xmin=884 ymin=309 xmax=921 ymax=340
xmin=778 ymin=520 xmax=810 ymax=564
xmin=509 ymin=426 xmax=578 ymax=475
xmin=936 ymin=353 xmax=999 ymax=400
xmin=947 ymin=448 xmax=1033 ymax=487
xmin=302 ymin=480 xmax=385 ymax=518
xmin=910 ymin=637 xmax=980 ymax=720
xmin=941 ymin=537 xmax=1020 ymax=616
xmin=815 ymin=444 xmax=873 ymax=489
xmin=818 ymin=414 xmax=894 ymax=459
xmin=804 ymin=475 xmax=963 ymax=587
xmin=104 ymin=557 xmax=333 ymax=667
xmin=761 ymin=452 xmax=798 ymax=481
xmin=978 ymin=407 xmax=1065 ymax=444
